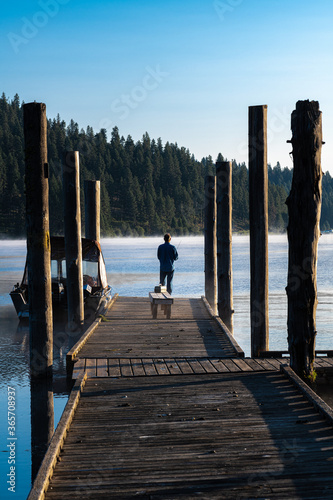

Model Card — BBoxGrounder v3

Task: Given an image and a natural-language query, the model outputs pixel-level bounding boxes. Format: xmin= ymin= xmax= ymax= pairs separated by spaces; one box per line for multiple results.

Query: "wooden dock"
xmin=68 ymin=296 xmax=243 ymax=360
xmin=29 ymin=297 xmax=333 ymax=499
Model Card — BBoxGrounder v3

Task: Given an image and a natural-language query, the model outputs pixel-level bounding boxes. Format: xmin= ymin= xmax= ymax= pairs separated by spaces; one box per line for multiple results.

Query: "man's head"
xmin=164 ymin=233 xmax=171 ymax=243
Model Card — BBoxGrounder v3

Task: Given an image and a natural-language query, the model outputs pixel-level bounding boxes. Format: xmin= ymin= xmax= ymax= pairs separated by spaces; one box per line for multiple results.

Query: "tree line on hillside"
xmin=1 ymin=93 xmax=333 ymax=237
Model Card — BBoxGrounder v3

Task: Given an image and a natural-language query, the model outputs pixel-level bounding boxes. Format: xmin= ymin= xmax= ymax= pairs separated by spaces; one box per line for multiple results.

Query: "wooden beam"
xmin=30 ymin=377 xmax=54 ymax=482
xmin=62 ymin=151 xmax=84 ymax=331
xmin=286 ymin=100 xmax=323 ymax=378
xmin=204 ymin=175 xmax=217 ymax=314
xmin=216 ymin=161 xmax=233 ymax=332
xmin=248 ymin=105 xmax=269 ymax=357
xmin=84 ymin=180 xmax=101 ymax=242
xmin=23 ymin=102 xmax=53 ymax=377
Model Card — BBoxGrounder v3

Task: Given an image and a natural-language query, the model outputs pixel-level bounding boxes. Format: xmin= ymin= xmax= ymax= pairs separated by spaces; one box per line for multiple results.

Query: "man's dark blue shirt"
xmin=157 ymin=242 xmax=178 ymax=272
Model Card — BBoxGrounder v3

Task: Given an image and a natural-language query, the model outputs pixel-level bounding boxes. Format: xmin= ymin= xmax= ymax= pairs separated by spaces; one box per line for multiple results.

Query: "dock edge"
xmin=66 ymin=293 xmax=119 ymax=373
xmin=281 ymin=364 xmax=333 ymax=426
xmin=201 ymin=296 xmax=244 ymax=358
xmin=27 ymin=372 xmax=88 ymax=500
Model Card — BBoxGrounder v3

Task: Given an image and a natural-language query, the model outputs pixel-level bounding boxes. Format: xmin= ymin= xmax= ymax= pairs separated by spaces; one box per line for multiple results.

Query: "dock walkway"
xmin=66 ymin=296 xmax=245 ymax=379
xmin=29 ymin=297 xmax=333 ymax=499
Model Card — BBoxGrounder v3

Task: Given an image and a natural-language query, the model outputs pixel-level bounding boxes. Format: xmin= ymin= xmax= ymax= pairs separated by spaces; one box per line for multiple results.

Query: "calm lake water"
xmin=1 ymin=234 xmax=333 ymax=498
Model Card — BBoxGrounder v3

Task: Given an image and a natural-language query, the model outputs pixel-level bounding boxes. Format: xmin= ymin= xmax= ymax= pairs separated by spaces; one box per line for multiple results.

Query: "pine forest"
xmin=1 ymin=93 xmax=333 ymax=238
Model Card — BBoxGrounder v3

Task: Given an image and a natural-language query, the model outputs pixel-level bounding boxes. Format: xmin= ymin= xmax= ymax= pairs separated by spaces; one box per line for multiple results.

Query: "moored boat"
xmin=10 ymin=236 xmax=112 ymax=320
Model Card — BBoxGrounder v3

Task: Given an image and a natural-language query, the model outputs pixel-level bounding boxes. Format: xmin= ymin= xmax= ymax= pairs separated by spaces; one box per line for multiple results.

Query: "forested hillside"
xmin=1 ymin=93 xmax=333 ymax=237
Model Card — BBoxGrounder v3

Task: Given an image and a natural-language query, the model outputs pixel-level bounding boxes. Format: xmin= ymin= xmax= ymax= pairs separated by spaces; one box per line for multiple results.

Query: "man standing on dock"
xmin=157 ymin=233 xmax=178 ymax=294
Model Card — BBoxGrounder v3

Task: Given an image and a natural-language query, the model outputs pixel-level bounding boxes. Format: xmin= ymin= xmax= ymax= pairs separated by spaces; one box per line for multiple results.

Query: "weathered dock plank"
xmin=108 ymin=358 xmax=120 ymax=377
xmin=85 ymin=358 xmax=96 ymax=378
xmin=197 ymin=358 xmax=218 ymax=373
xmin=153 ymin=358 xmax=170 ymax=375
xmin=119 ymin=358 xmax=133 ymax=377
xmin=209 ymin=358 xmax=231 ymax=373
xmin=131 ymin=358 xmax=146 ymax=377
xmin=142 ymin=358 xmax=158 ymax=376
xmin=42 ymin=371 xmax=333 ymax=499
xmin=72 ymin=359 xmax=85 ymax=379
xmin=66 ymin=293 xmax=118 ymax=368
xmin=96 ymin=358 xmax=108 ymax=378
xmin=164 ymin=358 xmax=183 ymax=375
xmin=29 ymin=294 xmax=333 ymax=499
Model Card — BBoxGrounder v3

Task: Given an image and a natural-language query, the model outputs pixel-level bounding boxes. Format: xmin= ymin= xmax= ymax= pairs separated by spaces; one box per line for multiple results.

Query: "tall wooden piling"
xmin=216 ymin=161 xmax=233 ymax=332
xmin=204 ymin=175 xmax=217 ymax=314
xmin=249 ymin=105 xmax=269 ymax=357
xmin=30 ymin=377 xmax=54 ymax=481
xmin=286 ymin=100 xmax=323 ymax=378
xmin=62 ymin=151 xmax=84 ymax=330
xmin=24 ymin=102 xmax=53 ymax=377
xmin=84 ymin=180 xmax=101 ymax=242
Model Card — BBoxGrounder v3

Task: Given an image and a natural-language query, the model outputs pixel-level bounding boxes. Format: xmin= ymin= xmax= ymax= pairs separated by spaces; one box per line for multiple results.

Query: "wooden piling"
xmin=30 ymin=376 xmax=54 ymax=481
xmin=23 ymin=102 xmax=53 ymax=377
xmin=204 ymin=175 xmax=217 ymax=314
xmin=216 ymin=161 xmax=233 ymax=332
xmin=84 ymin=180 xmax=101 ymax=242
xmin=62 ymin=151 xmax=84 ymax=330
xmin=286 ymin=100 xmax=323 ymax=378
xmin=249 ymin=105 xmax=269 ymax=357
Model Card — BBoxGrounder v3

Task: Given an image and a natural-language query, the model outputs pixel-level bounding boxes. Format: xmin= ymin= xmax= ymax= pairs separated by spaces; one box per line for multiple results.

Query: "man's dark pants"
xmin=160 ymin=270 xmax=174 ymax=294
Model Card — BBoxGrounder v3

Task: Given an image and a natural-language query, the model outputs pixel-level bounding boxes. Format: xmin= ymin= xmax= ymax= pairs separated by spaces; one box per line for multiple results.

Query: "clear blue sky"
xmin=2 ymin=0 xmax=333 ymax=172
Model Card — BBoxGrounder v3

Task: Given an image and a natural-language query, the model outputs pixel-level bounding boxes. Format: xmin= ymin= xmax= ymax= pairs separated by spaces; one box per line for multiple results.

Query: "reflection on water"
xmin=0 ymin=234 xmax=333 ymax=497
xmin=30 ymin=377 xmax=54 ymax=482
xmin=0 ymin=304 xmax=78 ymax=499
xmin=101 ymin=235 xmax=333 ymax=357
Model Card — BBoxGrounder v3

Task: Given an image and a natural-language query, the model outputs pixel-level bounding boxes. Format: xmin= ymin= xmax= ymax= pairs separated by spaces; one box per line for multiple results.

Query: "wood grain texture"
xmin=44 ymin=372 xmax=333 ymax=499
xmin=286 ymin=100 xmax=323 ymax=377
xmin=249 ymin=104 xmax=269 ymax=357
xmin=62 ymin=151 xmax=84 ymax=329
xmin=23 ymin=102 xmax=53 ymax=376
xmin=76 ymin=297 xmax=241 ymax=359
xmin=204 ymin=174 xmax=217 ymax=314
xmin=71 ymin=356 xmax=291 ymax=380
xmin=216 ymin=161 xmax=233 ymax=332
xmin=84 ymin=180 xmax=100 ymax=242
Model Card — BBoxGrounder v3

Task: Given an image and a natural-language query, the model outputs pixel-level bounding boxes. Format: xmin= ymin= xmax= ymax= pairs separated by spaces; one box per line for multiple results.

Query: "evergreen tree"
xmin=2 ymin=92 xmax=333 ymax=238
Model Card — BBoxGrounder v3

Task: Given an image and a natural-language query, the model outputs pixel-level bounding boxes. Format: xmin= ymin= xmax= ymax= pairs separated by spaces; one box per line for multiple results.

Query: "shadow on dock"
xmin=28 ymin=297 xmax=333 ymax=499
xmin=35 ymin=370 xmax=333 ymax=499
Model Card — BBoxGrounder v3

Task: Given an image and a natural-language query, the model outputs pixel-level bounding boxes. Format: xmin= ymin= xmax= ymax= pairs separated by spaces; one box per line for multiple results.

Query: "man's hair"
xmin=164 ymin=233 xmax=171 ymax=242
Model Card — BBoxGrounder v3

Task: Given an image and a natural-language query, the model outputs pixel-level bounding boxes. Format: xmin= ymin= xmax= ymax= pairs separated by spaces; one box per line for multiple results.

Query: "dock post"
xmin=216 ymin=161 xmax=233 ymax=332
xmin=286 ymin=100 xmax=323 ymax=378
xmin=23 ymin=102 xmax=53 ymax=377
xmin=31 ymin=377 xmax=54 ymax=481
xmin=204 ymin=175 xmax=217 ymax=314
xmin=62 ymin=151 xmax=84 ymax=331
xmin=84 ymin=180 xmax=101 ymax=242
xmin=249 ymin=105 xmax=269 ymax=357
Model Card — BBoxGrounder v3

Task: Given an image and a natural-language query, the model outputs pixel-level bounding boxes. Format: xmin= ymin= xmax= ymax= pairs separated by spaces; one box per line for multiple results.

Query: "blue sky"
xmin=2 ymin=0 xmax=333 ymax=172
